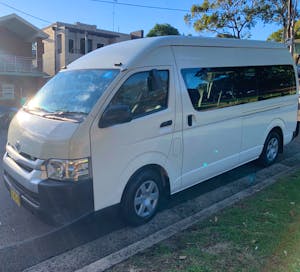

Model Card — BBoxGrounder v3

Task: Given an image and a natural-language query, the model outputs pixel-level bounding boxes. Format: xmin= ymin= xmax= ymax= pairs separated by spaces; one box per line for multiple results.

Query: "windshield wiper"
xmin=45 ymin=111 xmax=88 ymax=116
xmin=43 ymin=111 xmax=88 ymax=122
xmin=23 ymin=106 xmax=51 ymax=116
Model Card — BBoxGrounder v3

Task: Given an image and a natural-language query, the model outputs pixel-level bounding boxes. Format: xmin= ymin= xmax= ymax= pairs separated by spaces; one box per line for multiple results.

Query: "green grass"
xmin=108 ymin=171 xmax=300 ymax=272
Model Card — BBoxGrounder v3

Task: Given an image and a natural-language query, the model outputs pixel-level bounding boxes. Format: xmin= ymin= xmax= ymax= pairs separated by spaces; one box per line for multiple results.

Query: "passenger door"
xmin=90 ymin=67 xmax=181 ymax=211
xmin=179 ymin=67 xmax=242 ymax=189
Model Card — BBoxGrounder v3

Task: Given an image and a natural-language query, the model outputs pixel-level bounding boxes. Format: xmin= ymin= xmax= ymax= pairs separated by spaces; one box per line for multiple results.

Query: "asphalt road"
xmin=1 ymin=127 xmax=300 ymax=271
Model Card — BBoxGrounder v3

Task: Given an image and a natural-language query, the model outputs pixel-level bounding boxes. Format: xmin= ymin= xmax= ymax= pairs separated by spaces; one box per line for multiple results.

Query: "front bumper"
xmin=2 ymin=144 xmax=94 ymax=225
xmin=3 ymin=170 xmax=94 ymax=225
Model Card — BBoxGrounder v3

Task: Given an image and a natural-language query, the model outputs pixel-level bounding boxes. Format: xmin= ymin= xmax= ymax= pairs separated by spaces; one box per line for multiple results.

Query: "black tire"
xmin=121 ymin=169 xmax=163 ymax=226
xmin=258 ymin=131 xmax=281 ymax=167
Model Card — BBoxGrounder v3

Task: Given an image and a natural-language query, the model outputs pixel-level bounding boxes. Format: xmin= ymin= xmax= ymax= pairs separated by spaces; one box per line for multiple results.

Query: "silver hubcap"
xmin=134 ymin=180 xmax=159 ymax=218
xmin=266 ymin=137 xmax=279 ymax=162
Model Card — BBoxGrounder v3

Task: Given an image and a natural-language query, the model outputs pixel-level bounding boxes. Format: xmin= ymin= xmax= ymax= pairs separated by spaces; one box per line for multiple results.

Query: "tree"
xmin=184 ymin=0 xmax=265 ymax=39
xmin=261 ymin=0 xmax=288 ymax=41
xmin=267 ymin=29 xmax=284 ymax=42
xmin=146 ymin=24 xmax=180 ymax=37
xmin=262 ymin=0 xmax=298 ymax=53
xmin=267 ymin=20 xmax=300 ymax=42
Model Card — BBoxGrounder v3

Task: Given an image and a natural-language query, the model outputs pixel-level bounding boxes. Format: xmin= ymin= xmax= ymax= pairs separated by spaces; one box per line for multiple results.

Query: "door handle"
xmin=187 ymin=115 xmax=193 ymax=126
xmin=160 ymin=120 xmax=173 ymax=128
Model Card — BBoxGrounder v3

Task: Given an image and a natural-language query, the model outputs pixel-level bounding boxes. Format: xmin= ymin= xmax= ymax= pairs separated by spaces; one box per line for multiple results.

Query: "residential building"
xmin=0 ymin=14 xmax=48 ymax=107
xmin=42 ymin=22 xmax=143 ymax=76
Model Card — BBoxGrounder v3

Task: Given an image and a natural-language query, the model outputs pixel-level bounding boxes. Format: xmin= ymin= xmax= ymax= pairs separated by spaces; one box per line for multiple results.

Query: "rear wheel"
xmin=258 ymin=131 xmax=280 ymax=167
xmin=121 ymin=169 xmax=162 ymax=226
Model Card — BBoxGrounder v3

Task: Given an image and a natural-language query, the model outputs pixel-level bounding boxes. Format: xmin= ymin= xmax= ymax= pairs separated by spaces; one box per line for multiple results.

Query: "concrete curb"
xmin=74 ymin=163 xmax=300 ymax=272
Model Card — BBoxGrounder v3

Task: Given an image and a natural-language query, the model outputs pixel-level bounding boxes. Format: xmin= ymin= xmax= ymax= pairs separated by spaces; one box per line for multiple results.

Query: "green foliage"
xmin=267 ymin=29 xmax=284 ymax=42
xmin=184 ymin=0 xmax=266 ymax=39
xmin=146 ymin=23 xmax=180 ymax=37
xmin=262 ymin=0 xmax=299 ymax=48
xmin=260 ymin=0 xmax=288 ymax=25
xmin=267 ymin=20 xmax=300 ymax=42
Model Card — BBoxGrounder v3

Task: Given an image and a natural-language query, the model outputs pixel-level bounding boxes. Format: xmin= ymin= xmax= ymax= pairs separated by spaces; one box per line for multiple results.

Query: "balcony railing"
xmin=0 ymin=54 xmax=42 ymax=74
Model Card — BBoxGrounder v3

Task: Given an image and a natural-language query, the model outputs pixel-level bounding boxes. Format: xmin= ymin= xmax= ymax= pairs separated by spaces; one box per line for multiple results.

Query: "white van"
xmin=2 ymin=36 xmax=299 ymax=225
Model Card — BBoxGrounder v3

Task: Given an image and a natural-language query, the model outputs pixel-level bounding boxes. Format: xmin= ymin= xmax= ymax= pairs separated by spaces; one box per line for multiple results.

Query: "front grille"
xmin=7 ymin=153 xmax=34 ymax=172
xmin=20 ymin=152 xmax=37 ymax=161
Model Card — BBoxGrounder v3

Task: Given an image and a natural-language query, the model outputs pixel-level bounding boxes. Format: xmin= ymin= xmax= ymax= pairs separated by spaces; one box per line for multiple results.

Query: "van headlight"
xmin=46 ymin=158 xmax=91 ymax=182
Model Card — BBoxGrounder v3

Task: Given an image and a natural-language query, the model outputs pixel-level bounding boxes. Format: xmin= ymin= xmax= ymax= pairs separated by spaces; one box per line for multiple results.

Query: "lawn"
xmin=108 ymin=171 xmax=300 ymax=272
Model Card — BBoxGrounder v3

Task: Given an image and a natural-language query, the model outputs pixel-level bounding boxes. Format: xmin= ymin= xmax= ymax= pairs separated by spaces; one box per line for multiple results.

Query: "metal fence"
xmin=0 ymin=54 xmax=41 ymax=74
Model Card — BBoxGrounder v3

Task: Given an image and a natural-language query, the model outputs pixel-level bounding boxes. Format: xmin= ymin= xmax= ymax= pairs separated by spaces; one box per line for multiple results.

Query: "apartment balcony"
xmin=0 ymin=54 xmax=44 ymax=77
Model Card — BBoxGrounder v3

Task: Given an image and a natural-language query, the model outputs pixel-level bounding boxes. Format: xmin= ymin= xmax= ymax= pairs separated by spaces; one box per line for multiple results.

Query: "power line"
xmin=0 ymin=1 xmax=51 ymax=24
xmin=90 ymin=0 xmax=190 ymax=12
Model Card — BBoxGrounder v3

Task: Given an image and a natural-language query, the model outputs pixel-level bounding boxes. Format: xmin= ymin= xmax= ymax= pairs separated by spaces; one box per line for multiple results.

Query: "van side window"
xmin=110 ymin=70 xmax=169 ymax=118
xmin=181 ymin=67 xmax=239 ymax=111
xmin=257 ymin=66 xmax=296 ymax=100
xmin=181 ymin=65 xmax=296 ymax=111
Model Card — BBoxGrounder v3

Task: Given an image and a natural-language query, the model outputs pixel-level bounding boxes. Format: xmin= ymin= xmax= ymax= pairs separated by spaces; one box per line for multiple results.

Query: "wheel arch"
xmin=264 ymin=123 xmax=284 ymax=153
xmin=121 ymin=163 xmax=171 ymax=204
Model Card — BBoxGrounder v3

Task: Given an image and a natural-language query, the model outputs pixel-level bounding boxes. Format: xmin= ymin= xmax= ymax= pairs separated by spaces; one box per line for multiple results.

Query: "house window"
xmin=88 ymin=39 xmax=93 ymax=52
xmin=80 ymin=38 xmax=85 ymax=54
xmin=69 ymin=39 xmax=74 ymax=53
xmin=32 ymin=42 xmax=37 ymax=58
xmin=57 ymin=34 xmax=62 ymax=54
xmin=97 ymin=43 xmax=104 ymax=49
xmin=1 ymin=84 xmax=15 ymax=100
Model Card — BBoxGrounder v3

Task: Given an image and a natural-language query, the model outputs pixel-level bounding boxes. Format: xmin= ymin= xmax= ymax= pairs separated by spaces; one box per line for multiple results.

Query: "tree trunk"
xmin=287 ymin=0 xmax=296 ymax=55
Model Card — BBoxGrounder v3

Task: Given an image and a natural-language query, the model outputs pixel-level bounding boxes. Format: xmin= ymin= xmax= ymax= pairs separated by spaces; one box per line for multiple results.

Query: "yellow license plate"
xmin=10 ymin=188 xmax=21 ymax=207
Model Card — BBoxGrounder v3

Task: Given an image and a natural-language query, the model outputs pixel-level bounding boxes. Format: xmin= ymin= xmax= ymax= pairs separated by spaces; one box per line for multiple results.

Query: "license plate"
xmin=10 ymin=188 xmax=21 ymax=207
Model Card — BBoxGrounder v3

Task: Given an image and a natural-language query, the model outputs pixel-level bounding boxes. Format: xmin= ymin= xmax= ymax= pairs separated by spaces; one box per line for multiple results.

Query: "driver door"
xmin=90 ymin=67 xmax=180 ymax=211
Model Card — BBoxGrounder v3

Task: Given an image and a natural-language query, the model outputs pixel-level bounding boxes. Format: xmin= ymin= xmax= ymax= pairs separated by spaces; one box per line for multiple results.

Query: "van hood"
xmin=7 ymin=110 xmax=79 ymax=160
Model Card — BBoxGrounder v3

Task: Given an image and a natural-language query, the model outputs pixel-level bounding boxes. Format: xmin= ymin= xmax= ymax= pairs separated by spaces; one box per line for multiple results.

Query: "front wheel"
xmin=258 ymin=131 xmax=280 ymax=167
xmin=121 ymin=169 xmax=162 ymax=226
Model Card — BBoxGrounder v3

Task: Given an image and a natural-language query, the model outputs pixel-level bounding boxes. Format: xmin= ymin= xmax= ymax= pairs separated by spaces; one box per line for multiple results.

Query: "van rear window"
xmin=181 ymin=65 xmax=296 ymax=111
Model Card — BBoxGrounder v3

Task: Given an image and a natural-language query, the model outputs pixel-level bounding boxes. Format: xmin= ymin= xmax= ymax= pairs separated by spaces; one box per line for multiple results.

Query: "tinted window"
xmin=57 ymin=34 xmax=62 ymax=54
xmin=257 ymin=66 xmax=296 ymax=100
xmin=69 ymin=39 xmax=74 ymax=53
xmin=80 ymin=38 xmax=85 ymax=54
xmin=109 ymin=70 xmax=169 ymax=118
xmin=88 ymin=39 xmax=93 ymax=52
xmin=182 ymin=65 xmax=296 ymax=111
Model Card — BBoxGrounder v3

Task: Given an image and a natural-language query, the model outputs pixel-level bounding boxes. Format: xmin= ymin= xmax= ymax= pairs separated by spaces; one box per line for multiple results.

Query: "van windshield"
xmin=25 ymin=69 xmax=119 ymax=121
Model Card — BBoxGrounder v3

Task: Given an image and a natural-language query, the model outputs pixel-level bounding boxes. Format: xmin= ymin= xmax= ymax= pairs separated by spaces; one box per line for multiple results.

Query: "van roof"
xmin=67 ymin=36 xmax=287 ymax=71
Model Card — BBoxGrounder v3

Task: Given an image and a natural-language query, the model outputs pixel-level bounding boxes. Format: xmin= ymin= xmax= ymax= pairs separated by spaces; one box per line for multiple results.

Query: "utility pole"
xmin=113 ymin=0 xmax=117 ymax=31
xmin=287 ymin=0 xmax=297 ymax=55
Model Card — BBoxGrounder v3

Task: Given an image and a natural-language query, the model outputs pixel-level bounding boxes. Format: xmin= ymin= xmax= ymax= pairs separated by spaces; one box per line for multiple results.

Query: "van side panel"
xmin=240 ymin=99 xmax=297 ymax=163
xmin=173 ymin=45 xmax=297 ymax=192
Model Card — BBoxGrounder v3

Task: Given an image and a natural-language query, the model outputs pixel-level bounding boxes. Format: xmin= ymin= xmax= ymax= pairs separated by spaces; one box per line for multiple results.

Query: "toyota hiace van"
xmin=3 ymin=36 xmax=299 ymax=225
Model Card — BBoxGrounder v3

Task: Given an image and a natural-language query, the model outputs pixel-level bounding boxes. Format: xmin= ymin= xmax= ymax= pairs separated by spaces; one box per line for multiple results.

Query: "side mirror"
xmin=99 ymin=105 xmax=132 ymax=128
xmin=148 ymin=69 xmax=163 ymax=92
